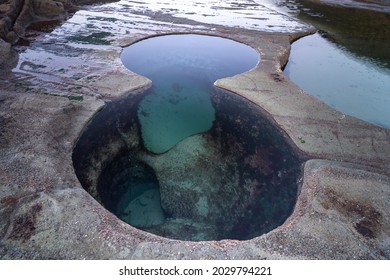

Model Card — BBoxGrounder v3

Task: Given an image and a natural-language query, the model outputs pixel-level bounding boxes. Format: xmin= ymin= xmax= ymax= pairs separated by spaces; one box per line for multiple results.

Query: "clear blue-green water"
xmin=267 ymin=0 xmax=390 ymax=128
xmin=285 ymin=32 xmax=390 ymax=128
xmin=121 ymin=34 xmax=259 ymax=153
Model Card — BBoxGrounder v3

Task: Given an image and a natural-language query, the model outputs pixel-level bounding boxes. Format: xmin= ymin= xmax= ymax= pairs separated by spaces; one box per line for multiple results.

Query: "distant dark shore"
xmin=302 ymin=0 xmax=390 ymax=12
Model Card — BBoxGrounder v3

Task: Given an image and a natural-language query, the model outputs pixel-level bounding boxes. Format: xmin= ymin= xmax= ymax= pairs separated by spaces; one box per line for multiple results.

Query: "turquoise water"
xmin=285 ymin=33 xmax=390 ymax=128
xmin=121 ymin=34 xmax=259 ymax=153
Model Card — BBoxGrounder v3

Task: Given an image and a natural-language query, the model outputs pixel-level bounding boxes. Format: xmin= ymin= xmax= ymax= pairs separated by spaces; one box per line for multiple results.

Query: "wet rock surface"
xmin=0 ymin=0 xmax=389 ymax=259
xmin=0 ymin=0 xmax=117 ymax=71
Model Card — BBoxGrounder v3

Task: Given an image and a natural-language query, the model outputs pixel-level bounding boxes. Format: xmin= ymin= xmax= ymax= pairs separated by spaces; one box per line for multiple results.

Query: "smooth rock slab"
xmin=264 ymin=159 xmax=390 ymax=259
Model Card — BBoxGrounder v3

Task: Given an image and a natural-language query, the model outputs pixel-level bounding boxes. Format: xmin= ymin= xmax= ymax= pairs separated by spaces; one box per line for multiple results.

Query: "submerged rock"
xmin=118 ymin=188 xmax=165 ymax=228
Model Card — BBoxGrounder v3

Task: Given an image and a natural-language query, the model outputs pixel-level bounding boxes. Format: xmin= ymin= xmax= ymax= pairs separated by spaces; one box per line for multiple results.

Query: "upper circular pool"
xmin=121 ymin=34 xmax=259 ymax=154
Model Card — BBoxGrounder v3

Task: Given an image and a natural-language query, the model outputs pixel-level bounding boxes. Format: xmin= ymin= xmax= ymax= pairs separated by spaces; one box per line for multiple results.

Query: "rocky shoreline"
xmin=0 ymin=0 xmax=389 ymax=259
xmin=0 ymin=0 xmax=119 ymax=70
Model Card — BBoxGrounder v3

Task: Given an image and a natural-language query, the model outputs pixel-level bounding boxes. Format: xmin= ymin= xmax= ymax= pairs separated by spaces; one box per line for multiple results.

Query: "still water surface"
xmin=285 ymin=32 xmax=390 ymax=128
xmin=265 ymin=0 xmax=390 ymax=128
xmin=121 ymin=34 xmax=259 ymax=153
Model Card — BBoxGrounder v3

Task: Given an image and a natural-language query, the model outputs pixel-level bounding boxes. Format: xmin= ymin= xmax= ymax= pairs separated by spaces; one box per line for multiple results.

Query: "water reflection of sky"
xmin=131 ymin=0 xmax=308 ymax=31
xmin=71 ymin=0 xmax=309 ymax=33
xmin=285 ymin=33 xmax=390 ymax=128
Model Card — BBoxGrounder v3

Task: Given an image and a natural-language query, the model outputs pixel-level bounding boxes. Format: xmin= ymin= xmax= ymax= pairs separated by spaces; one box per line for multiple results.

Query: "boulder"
xmin=33 ymin=0 xmax=65 ymax=18
xmin=0 ymin=16 xmax=11 ymax=39
xmin=0 ymin=0 xmax=79 ymax=43
xmin=0 ymin=38 xmax=17 ymax=71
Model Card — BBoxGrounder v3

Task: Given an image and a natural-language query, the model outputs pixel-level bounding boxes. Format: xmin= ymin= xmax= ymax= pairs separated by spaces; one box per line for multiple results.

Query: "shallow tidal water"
xmin=285 ymin=32 xmax=390 ymax=128
xmin=269 ymin=0 xmax=390 ymax=128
